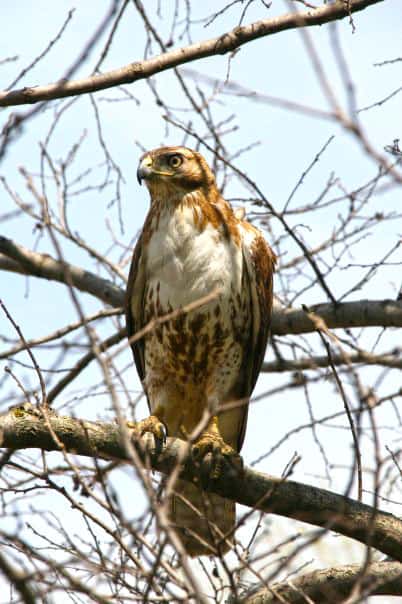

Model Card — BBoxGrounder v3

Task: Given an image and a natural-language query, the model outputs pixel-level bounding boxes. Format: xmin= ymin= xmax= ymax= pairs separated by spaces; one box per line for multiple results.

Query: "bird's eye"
xmin=168 ymin=154 xmax=183 ymax=169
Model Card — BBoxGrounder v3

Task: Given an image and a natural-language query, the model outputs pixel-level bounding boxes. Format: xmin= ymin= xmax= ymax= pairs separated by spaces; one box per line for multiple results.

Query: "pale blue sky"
xmin=1 ymin=2 xmax=401 ymax=596
xmin=2 ymin=0 xmax=401 ymax=463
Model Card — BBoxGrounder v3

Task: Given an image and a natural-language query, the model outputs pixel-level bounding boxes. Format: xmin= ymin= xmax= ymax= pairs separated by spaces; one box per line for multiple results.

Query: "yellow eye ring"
xmin=168 ymin=154 xmax=183 ymax=169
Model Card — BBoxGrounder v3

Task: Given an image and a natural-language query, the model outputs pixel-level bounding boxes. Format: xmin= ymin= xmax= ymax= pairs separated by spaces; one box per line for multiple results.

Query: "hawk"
xmin=126 ymin=146 xmax=275 ymax=556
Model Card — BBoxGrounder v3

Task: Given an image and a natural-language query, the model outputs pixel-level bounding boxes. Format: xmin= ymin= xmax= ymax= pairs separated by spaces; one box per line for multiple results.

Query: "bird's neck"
xmin=147 ymin=182 xmax=221 ymax=210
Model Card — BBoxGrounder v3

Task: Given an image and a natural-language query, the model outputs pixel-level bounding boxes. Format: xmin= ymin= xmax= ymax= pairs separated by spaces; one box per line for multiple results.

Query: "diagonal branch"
xmin=0 ymin=0 xmax=383 ymax=108
xmin=0 ymin=551 xmax=36 ymax=604
xmin=0 ymin=236 xmax=123 ymax=307
xmin=1 ymin=404 xmax=402 ymax=563
xmin=241 ymin=561 xmax=402 ymax=603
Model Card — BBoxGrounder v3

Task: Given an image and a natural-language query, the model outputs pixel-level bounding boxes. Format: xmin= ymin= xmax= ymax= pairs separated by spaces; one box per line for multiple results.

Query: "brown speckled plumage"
xmin=126 ymin=146 xmax=275 ymax=556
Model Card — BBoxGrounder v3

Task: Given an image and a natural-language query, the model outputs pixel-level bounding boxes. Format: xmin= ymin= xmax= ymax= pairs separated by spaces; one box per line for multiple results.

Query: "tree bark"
xmin=1 ymin=237 xmax=401 ymax=338
xmin=1 ymin=404 xmax=402 ymax=563
xmin=0 ymin=236 xmax=123 ymax=307
xmin=241 ymin=561 xmax=402 ymax=603
xmin=0 ymin=0 xmax=383 ymax=108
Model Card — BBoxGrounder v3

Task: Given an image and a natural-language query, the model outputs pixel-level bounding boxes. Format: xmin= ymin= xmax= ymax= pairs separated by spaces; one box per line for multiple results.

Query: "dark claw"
xmin=192 ymin=443 xmax=202 ymax=460
xmin=159 ymin=423 xmax=167 ymax=445
xmin=128 ymin=416 xmax=166 ymax=454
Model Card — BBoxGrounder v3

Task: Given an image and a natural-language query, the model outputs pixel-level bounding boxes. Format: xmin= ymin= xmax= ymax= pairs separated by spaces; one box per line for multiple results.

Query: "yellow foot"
xmin=127 ymin=415 xmax=166 ymax=451
xmin=192 ymin=432 xmax=242 ymax=481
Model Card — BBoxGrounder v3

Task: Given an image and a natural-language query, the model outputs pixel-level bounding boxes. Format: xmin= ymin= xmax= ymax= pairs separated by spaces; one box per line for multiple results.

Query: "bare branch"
xmin=242 ymin=561 xmax=402 ymax=603
xmin=1 ymin=404 xmax=402 ymax=563
xmin=0 ymin=236 xmax=123 ymax=307
xmin=272 ymin=299 xmax=402 ymax=335
xmin=262 ymin=349 xmax=402 ymax=372
xmin=0 ymin=307 xmax=122 ymax=360
xmin=0 ymin=0 xmax=383 ymax=108
xmin=46 ymin=329 xmax=125 ymax=404
xmin=1 ymin=237 xmax=401 ymax=340
xmin=0 ymin=551 xmax=36 ymax=604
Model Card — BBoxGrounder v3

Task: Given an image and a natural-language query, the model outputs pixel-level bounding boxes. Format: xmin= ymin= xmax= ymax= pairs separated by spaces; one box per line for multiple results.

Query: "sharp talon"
xmin=191 ymin=431 xmax=240 ymax=481
xmin=128 ymin=415 xmax=166 ymax=452
xmin=159 ymin=424 xmax=167 ymax=444
xmin=192 ymin=445 xmax=201 ymax=460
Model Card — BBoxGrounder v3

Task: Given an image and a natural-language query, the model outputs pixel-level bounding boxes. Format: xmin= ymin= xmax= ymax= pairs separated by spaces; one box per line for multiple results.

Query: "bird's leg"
xmin=127 ymin=406 xmax=166 ymax=451
xmin=192 ymin=416 xmax=242 ymax=481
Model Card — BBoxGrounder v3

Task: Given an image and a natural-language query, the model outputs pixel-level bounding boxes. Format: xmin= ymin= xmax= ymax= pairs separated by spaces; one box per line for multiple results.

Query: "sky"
xmin=1 ymin=0 xmax=402 ymax=600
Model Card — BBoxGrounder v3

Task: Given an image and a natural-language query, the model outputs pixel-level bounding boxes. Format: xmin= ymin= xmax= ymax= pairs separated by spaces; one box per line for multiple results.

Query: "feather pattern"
xmin=126 ymin=146 xmax=275 ymax=555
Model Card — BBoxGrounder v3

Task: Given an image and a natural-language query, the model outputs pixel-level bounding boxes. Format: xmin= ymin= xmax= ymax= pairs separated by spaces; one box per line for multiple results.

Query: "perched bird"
xmin=126 ymin=146 xmax=275 ymax=556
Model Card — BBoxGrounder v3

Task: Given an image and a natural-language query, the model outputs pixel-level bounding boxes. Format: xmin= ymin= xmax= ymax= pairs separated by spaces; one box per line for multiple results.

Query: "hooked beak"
xmin=137 ymin=154 xmax=153 ymax=185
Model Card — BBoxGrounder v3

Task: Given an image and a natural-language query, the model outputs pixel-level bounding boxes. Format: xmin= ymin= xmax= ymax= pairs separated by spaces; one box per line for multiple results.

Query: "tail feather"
xmin=170 ymin=480 xmax=235 ymax=556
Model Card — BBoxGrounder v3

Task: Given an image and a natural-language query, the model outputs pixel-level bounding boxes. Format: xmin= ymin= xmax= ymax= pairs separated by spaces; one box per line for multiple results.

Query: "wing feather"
xmin=125 ymin=233 xmax=147 ymax=385
xmin=235 ymin=226 xmax=276 ymax=451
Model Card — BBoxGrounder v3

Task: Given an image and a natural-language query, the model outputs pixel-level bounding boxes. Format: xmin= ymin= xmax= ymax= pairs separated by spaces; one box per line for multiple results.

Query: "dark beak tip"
xmin=136 ymin=168 xmax=143 ymax=185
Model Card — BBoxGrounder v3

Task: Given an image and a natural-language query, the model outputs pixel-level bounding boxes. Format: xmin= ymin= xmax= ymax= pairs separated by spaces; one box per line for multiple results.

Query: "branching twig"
xmin=241 ymin=561 xmax=402 ymax=603
xmin=1 ymin=405 xmax=402 ymax=563
xmin=0 ymin=0 xmax=383 ymax=108
xmin=1 ymin=237 xmax=401 ymax=336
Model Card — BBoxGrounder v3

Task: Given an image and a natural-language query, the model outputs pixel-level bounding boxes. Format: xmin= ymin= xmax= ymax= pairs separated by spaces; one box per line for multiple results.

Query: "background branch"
xmin=1 ymin=0 xmax=401 ymax=598
xmin=0 ymin=236 xmax=123 ymax=307
xmin=272 ymin=299 xmax=402 ymax=335
xmin=262 ymin=349 xmax=402 ymax=372
xmin=241 ymin=561 xmax=402 ymax=603
xmin=0 ymin=551 xmax=36 ymax=604
xmin=0 ymin=0 xmax=383 ymax=108
xmin=1 ymin=236 xmax=401 ymax=338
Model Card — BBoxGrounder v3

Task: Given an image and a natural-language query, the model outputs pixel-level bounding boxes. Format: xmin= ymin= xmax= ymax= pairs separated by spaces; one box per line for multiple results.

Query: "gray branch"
xmin=0 ymin=0 xmax=383 ymax=108
xmin=1 ymin=404 xmax=402 ymax=563
xmin=241 ymin=561 xmax=402 ymax=603
xmin=272 ymin=299 xmax=402 ymax=335
xmin=1 ymin=236 xmax=402 ymax=341
xmin=0 ymin=236 xmax=122 ymax=307
xmin=262 ymin=350 xmax=402 ymax=372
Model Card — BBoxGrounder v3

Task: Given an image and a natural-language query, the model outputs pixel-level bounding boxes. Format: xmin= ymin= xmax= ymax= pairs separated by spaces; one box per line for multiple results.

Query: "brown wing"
xmin=125 ymin=233 xmax=147 ymax=387
xmin=235 ymin=227 xmax=276 ymax=451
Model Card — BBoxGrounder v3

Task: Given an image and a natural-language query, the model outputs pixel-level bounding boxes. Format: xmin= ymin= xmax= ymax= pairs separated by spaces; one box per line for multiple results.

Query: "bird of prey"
xmin=126 ymin=146 xmax=275 ymax=556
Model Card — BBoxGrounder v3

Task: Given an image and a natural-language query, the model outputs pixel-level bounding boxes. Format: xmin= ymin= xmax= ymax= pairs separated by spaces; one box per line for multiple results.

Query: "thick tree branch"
xmin=0 ymin=0 xmax=383 ymax=108
xmin=241 ymin=561 xmax=402 ymax=603
xmin=262 ymin=349 xmax=402 ymax=372
xmin=272 ymin=299 xmax=402 ymax=335
xmin=0 ymin=236 xmax=123 ymax=307
xmin=1 ymin=237 xmax=401 ymax=339
xmin=2 ymin=235 xmax=402 ymax=342
xmin=1 ymin=405 xmax=402 ymax=563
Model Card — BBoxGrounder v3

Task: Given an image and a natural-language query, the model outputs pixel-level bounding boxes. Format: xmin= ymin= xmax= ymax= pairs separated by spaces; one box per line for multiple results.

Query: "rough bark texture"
xmin=241 ymin=561 xmax=402 ymax=603
xmin=1 ymin=404 xmax=402 ymax=563
xmin=0 ymin=0 xmax=383 ymax=108
xmin=0 ymin=236 xmax=123 ymax=307
xmin=272 ymin=299 xmax=402 ymax=335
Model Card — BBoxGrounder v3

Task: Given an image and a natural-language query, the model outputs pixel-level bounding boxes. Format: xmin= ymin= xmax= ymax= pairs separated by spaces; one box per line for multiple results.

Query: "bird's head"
xmin=137 ymin=146 xmax=217 ymax=201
